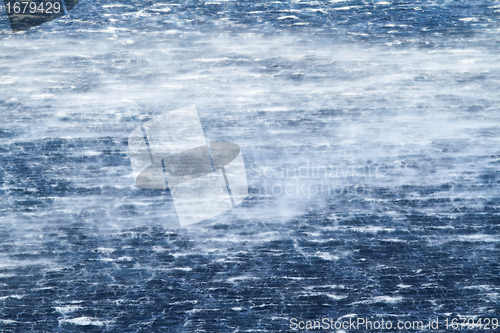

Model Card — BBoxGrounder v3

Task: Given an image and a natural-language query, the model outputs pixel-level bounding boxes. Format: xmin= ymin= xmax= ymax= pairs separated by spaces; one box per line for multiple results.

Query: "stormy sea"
xmin=1 ymin=0 xmax=500 ymax=331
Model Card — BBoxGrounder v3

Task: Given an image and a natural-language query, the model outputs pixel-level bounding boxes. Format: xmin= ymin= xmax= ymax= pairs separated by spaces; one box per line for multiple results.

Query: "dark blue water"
xmin=1 ymin=0 xmax=500 ymax=332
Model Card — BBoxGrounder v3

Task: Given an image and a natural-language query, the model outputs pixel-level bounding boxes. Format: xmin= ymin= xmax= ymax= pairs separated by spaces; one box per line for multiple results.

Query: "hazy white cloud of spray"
xmin=1 ymin=30 xmax=500 ymax=232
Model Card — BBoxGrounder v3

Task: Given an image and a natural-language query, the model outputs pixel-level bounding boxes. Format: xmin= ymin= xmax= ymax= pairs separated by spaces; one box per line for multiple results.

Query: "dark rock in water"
xmin=3 ymin=0 xmax=79 ymax=32
xmin=63 ymin=0 xmax=77 ymax=11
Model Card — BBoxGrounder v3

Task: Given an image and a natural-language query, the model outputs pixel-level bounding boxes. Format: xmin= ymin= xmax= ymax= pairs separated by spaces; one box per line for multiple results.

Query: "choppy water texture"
xmin=1 ymin=0 xmax=500 ymax=332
